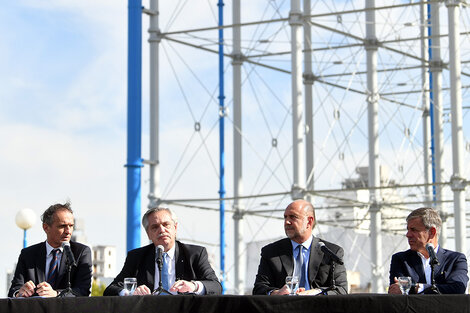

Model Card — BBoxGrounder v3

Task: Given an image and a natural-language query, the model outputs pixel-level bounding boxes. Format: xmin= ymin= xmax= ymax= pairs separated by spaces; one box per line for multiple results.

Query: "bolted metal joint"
xmin=289 ymin=11 xmax=303 ymax=26
xmin=445 ymin=0 xmax=465 ymax=7
xmin=364 ymin=38 xmax=379 ymax=51
xmin=291 ymin=184 xmax=305 ymax=200
xmin=450 ymin=174 xmax=466 ymax=191
xmin=429 ymin=60 xmax=445 ymax=72
xmin=303 ymin=72 xmax=316 ymax=85
xmin=231 ymin=52 xmax=245 ymax=66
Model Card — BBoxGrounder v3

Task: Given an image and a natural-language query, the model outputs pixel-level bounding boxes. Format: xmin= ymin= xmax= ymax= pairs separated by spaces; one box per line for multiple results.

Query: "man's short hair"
xmin=142 ymin=207 xmax=178 ymax=231
xmin=41 ymin=202 xmax=73 ymax=226
xmin=406 ymin=207 xmax=442 ymax=236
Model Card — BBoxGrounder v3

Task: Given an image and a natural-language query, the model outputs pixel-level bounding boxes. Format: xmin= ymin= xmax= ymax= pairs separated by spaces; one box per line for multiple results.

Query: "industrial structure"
xmin=125 ymin=0 xmax=470 ymax=293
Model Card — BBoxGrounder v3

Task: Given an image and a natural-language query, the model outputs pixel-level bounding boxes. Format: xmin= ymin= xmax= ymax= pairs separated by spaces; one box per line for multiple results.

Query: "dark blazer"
xmin=253 ymin=237 xmax=348 ymax=295
xmin=103 ymin=241 xmax=222 ymax=296
xmin=8 ymin=241 xmax=93 ymax=297
xmin=389 ymin=248 xmax=468 ymax=294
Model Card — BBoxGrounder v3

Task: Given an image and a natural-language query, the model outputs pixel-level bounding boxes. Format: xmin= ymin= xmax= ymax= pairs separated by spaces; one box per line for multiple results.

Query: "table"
xmin=2 ymin=294 xmax=470 ymax=313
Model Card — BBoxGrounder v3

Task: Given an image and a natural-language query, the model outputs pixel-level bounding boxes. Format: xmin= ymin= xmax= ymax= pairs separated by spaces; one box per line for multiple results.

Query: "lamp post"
xmin=15 ymin=209 xmax=36 ymax=248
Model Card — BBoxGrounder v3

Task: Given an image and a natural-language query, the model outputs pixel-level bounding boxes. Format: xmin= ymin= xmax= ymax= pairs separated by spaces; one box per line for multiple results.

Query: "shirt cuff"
xmin=193 ymin=281 xmax=205 ymax=295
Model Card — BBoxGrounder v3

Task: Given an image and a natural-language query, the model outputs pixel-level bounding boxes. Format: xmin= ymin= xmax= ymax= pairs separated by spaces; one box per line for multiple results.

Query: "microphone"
xmin=317 ymin=242 xmax=344 ymax=265
xmin=426 ymin=243 xmax=440 ymax=265
xmin=61 ymin=241 xmax=77 ymax=267
xmin=156 ymin=245 xmax=164 ymax=268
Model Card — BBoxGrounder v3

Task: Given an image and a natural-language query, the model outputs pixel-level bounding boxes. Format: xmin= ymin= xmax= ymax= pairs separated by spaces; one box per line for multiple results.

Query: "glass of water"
xmin=398 ymin=276 xmax=412 ymax=295
xmin=123 ymin=277 xmax=137 ymax=295
xmin=285 ymin=276 xmax=299 ymax=295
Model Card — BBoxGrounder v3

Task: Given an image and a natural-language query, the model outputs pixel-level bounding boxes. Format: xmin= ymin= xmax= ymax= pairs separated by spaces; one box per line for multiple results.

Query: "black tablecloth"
xmin=3 ymin=294 xmax=470 ymax=313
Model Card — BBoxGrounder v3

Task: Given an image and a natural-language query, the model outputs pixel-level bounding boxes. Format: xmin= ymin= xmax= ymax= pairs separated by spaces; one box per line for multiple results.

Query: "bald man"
xmin=253 ymin=200 xmax=348 ymax=295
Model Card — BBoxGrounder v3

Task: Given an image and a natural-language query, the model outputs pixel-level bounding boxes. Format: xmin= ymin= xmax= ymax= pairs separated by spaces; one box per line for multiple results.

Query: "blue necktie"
xmin=296 ymin=245 xmax=309 ymax=289
xmin=162 ymin=253 xmax=170 ymax=290
xmin=47 ymin=249 xmax=59 ymax=288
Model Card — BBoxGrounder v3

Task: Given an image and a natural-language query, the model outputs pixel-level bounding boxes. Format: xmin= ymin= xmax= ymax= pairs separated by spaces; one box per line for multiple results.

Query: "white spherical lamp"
xmin=16 ymin=208 xmax=36 ymax=230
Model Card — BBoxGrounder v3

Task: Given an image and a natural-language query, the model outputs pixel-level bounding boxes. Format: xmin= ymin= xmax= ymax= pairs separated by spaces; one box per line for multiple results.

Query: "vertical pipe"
xmin=290 ymin=0 xmax=305 ymax=200
xmin=232 ymin=0 xmax=244 ymax=295
xmin=303 ymin=0 xmax=314 ymax=202
xmin=23 ymin=229 xmax=27 ymax=249
xmin=148 ymin=0 xmax=161 ymax=208
xmin=420 ymin=1 xmax=432 ymax=206
xmin=365 ymin=0 xmax=383 ymax=293
xmin=126 ymin=0 xmax=143 ymax=252
xmin=429 ymin=1 xmax=447 ymax=246
xmin=217 ymin=0 xmax=226 ymax=294
xmin=446 ymin=0 xmax=466 ymax=253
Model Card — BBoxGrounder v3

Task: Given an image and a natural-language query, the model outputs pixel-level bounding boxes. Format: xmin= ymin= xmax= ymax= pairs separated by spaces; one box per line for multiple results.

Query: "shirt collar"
xmin=290 ymin=235 xmax=313 ymax=251
xmin=417 ymin=244 xmax=439 ymax=260
xmin=156 ymin=244 xmax=176 ymax=260
xmin=45 ymin=241 xmax=63 ymax=256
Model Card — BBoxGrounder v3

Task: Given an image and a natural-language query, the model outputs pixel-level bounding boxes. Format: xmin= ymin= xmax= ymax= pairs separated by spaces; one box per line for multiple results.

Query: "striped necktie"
xmin=47 ymin=249 xmax=60 ymax=288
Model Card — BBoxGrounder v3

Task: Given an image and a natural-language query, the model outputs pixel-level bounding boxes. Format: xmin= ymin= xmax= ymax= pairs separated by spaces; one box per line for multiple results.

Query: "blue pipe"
xmin=427 ymin=3 xmax=437 ymax=203
xmin=126 ymin=0 xmax=143 ymax=252
xmin=23 ymin=229 xmax=27 ymax=249
xmin=217 ymin=0 xmax=226 ymax=294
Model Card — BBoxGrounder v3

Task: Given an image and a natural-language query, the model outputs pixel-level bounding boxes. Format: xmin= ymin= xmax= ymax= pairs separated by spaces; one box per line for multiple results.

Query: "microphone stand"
xmin=152 ymin=257 xmax=171 ymax=295
xmin=317 ymin=261 xmax=339 ymax=295
xmin=57 ymin=258 xmax=79 ymax=297
xmin=428 ymin=258 xmax=441 ymax=294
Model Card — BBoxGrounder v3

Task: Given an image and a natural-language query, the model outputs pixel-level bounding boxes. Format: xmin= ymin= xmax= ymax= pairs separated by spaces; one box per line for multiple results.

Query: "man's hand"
xmin=269 ymin=285 xmax=290 ymax=295
xmin=132 ymin=285 xmax=151 ymax=295
xmin=388 ymin=277 xmax=402 ymax=294
xmin=16 ymin=280 xmax=36 ymax=297
xmin=170 ymin=280 xmax=197 ymax=293
xmin=35 ymin=282 xmax=58 ymax=297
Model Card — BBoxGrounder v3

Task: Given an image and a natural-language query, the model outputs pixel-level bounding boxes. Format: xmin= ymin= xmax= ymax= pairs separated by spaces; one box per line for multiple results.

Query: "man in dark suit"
xmin=253 ymin=200 xmax=348 ymax=295
xmin=389 ymin=207 xmax=468 ymax=294
xmin=8 ymin=202 xmax=92 ymax=297
xmin=104 ymin=207 xmax=221 ymax=296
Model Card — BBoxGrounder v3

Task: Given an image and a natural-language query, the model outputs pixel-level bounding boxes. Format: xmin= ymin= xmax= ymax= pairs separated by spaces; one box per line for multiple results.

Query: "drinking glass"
xmin=123 ymin=277 xmax=137 ymax=295
xmin=398 ymin=276 xmax=412 ymax=295
xmin=285 ymin=276 xmax=299 ymax=295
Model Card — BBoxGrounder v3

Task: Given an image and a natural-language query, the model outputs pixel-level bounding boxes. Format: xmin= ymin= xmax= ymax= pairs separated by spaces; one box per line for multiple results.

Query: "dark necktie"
xmin=47 ymin=249 xmax=60 ymax=288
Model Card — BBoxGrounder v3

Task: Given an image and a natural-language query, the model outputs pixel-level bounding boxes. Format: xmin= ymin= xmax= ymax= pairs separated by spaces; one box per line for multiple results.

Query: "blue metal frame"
xmin=218 ymin=0 xmax=226 ymax=294
xmin=126 ymin=0 xmax=143 ymax=252
xmin=427 ymin=3 xmax=437 ymax=203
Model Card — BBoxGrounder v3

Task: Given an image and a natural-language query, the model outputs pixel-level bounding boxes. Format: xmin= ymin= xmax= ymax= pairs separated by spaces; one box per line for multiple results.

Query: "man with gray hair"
xmin=388 ymin=207 xmax=468 ymax=294
xmin=104 ymin=207 xmax=221 ymax=296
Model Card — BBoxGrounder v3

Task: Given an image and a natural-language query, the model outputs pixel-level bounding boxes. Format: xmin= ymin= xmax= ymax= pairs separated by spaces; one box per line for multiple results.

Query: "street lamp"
xmin=16 ymin=208 xmax=36 ymax=248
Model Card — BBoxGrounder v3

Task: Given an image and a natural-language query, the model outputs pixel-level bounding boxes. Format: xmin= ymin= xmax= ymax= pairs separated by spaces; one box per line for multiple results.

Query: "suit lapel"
xmin=308 ymin=237 xmax=322 ymax=289
xmin=408 ymin=251 xmax=426 ymax=282
xmin=434 ymin=247 xmax=446 ymax=279
xmin=175 ymin=242 xmax=185 ymax=280
xmin=143 ymin=245 xmax=156 ymax=291
xmin=38 ymin=242 xmax=47 ymax=283
xmin=279 ymin=239 xmax=294 ymax=276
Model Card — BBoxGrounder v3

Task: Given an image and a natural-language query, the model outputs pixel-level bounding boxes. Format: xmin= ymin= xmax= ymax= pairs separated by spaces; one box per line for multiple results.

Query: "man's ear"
xmin=428 ymin=226 xmax=437 ymax=239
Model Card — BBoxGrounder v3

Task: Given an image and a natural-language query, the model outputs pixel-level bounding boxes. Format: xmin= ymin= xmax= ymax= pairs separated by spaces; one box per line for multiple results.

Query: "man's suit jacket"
xmin=252 ymin=237 xmax=348 ymax=295
xmin=103 ymin=241 xmax=222 ymax=296
xmin=8 ymin=241 xmax=93 ymax=297
xmin=389 ymin=248 xmax=468 ymax=294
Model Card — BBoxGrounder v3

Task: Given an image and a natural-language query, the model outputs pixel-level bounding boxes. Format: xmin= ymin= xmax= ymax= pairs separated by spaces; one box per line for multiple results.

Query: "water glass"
xmin=285 ymin=275 xmax=299 ymax=295
xmin=123 ymin=277 xmax=137 ymax=295
xmin=398 ymin=276 xmax=412 ymax=295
